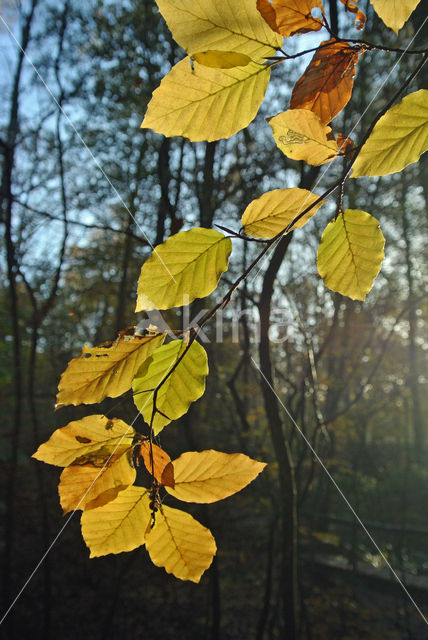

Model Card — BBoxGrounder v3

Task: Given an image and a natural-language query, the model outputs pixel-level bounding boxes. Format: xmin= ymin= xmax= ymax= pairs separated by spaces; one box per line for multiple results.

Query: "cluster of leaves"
xmin=33 ymin=0 xmax=428 ymax=583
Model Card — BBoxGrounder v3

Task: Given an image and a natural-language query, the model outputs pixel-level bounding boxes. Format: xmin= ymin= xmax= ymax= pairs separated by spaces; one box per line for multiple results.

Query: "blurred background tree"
xmin=1 ymin=0 xmax=427 ymax=638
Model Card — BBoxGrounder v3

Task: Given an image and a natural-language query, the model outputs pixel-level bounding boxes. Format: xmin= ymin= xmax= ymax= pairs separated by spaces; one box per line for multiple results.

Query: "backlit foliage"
xmin=34 ymin=0 xmax=427 ymax=583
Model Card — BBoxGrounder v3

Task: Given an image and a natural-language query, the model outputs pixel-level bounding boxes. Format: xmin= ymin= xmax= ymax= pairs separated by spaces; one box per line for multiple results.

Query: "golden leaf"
xmin=81 ymin=486 xmax=151 ymax=557
xmin=156 ymin=0 xmax=282 ymax=62
xmin=241 ymin=187 xmax=324 ymax=238
xmin=56 ymin=330 xmax=165 ymax=408
xmin=165 ymin=450 xmax=266 ymax=503
xmin=268 ymin=109 xmax=338 ymax=165
xmin=58 ymin=450 xmax=136 ymax=513
xmin=145 ymin=504 xmax=216 ymax=582
xmin=32 ymin=415 xmax=135 ymax=467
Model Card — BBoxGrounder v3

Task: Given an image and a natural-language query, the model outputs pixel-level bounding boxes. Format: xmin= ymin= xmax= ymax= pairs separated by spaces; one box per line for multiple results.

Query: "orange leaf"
xmin=257 ymin=0 xmax=324 ymax=37
xmin=290 ymin=38 xmax=363 ymax=124
xmin=137 ymin=442 xmax=175 ymax=488
xmin=339 ymin=0 xmax=366 ymax=30
xmin=336 ymin=133 xmax=356 ymax=156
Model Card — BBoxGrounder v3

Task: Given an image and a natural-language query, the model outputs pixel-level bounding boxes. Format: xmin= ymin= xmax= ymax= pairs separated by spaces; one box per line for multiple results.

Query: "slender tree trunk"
xmin=258 ymin=234 xmax=298 ymax=639
xmin=402 ymin=192 xmax=424 ymax=456
xmin=0 ymin=2 xmax=39 ymax=631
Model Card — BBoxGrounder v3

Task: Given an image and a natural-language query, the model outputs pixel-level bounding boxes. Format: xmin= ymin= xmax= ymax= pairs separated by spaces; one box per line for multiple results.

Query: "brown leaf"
xmin=257 ymin=0 xmax=324 ymax=37
xmin=137 ymin=442 xmax=174 ymax=487
xmin=290 ymin=38 xmax=363 ymax=124
xmin=161 ymin=462 xmax=175 ymax=489
xmin=336 ymin=133 xmax=356 ymax=156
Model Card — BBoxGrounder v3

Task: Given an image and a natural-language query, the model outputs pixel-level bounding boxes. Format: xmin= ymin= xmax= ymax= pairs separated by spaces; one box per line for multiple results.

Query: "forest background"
xmin=1 ymin=0 xmax=428 ymax=638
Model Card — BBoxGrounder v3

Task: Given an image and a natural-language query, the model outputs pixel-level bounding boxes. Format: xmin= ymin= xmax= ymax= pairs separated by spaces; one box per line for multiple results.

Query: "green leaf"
xmin=132 ymin=340 xmax=209 ymax=434
xmin=241 ymin=188 xmax=325 ymax=238
xmin=317 ymin=209 xmax=385 ymax=301
xmin=81 ymin=486 xmax=151 ymax=557
xmin=155 ymin=0 xmax=282 ymax=62
xmin=136 ymin=227 xmax=232 ymax=312
xmin=141 ymin=57 xmax=271 ymax=142
xmin=352 ymin=90 xmax=428 ymax=178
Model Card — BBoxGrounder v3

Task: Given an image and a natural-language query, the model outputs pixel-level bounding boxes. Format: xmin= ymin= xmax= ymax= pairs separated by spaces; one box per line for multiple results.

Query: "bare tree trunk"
xmin=258 ymin=234 xmax=298 ymax=639
xmin=0 ymin=2 xmax=39 ymax=631
xmin=402 ymin=188 xmax=424 ymax=456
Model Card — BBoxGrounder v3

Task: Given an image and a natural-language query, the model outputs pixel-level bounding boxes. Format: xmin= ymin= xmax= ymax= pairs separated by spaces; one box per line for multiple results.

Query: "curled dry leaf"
xmin=339 ymin=0 xmax=366 ymax=30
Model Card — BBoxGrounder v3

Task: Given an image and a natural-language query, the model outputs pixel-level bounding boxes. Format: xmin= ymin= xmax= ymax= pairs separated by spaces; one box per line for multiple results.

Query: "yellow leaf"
xmin=351 ymin=89 xmax=428 ymax=178
xmin=192 ymin=50 xmax=251 ymax=68
xmin=56 ymin=330 xmax=165 ymax=408
xmin=241 ymin=188 xmax=325 ymax=238
xmin=145 ymin=504 xmax=216 ymax=582
xmin=155 ymin=0 xmax=282 ymax=62
xmin=32 ymin=415 xmax=135 ymax=467
xmin=133 ymin=340 xmax=208 ymax=435
xmin=370 ymin=0 xmax=421 ymax=34
xmin=268 ymin=109 xmax=338 ymax=165
xmin=141 ymin=57 xmax=271 ymax=142
xmin=136 ymin=228 xmax=232 ymax=312
xmin=81 ymin=486 xmax=151 ymax=557
xmin=58 ymin=451 xmax=136 ymax=514
xmin=165 ymin=450 xmax=266 ymax=503
xmin=317 ymin=209 xmax=385 ymax=301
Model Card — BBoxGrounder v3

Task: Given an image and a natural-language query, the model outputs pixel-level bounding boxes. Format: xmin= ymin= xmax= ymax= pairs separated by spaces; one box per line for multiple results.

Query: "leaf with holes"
xmin=369 ymin=0 xmax=421 ymax=34
xmin=56 ymin=330 xmax=165 ymax=408
xmin=81 ymin=486 xmax=151 ymax=557
xmin=268 ymin=109 xmax=338 ymax=165
xmin=352 ymin=89 xmax=428 ymax=178
xmin=142 ymin=57 xmax=272 ymax=142
xmin=132 ymin=340 xmax=208 ymax=434
xmin=165 ymin=450 xmax=266 ymax=503
xmin=136 ymin=227 xmax=232 ymax=311
xmin=257 ymin=0 xmax=324 ymax=37
xmin=155 ymin=0 xmax=282 ymax=62
xmin=145 ymin=504 xmax=216 ymax=582
xmin=290 ymin=38 xmax=363 ymax=124
xmin=241 ymin=187 xmax=325 ymax=238
xmin=58 ymin=450 xmax=136 ymax=514
xmin=317 ymin=209 xmax=385 ymax=301
xmin=32 ymin=415 xmax=135 ymax=467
